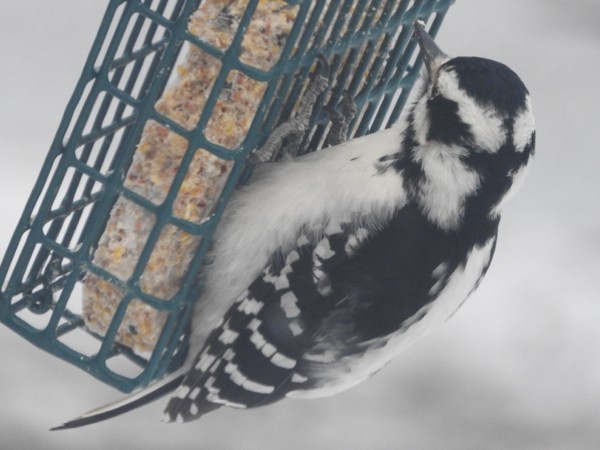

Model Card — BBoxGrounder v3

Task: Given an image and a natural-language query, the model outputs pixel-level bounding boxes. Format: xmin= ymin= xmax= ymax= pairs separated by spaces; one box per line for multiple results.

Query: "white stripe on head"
xmin=436 ymin=70 xmax=507 ymax=152
xmin=512 ymin=96 xmax=535 ymax=152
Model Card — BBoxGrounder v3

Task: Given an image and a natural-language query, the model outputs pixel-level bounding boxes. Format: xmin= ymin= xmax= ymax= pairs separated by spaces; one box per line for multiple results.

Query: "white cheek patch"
xmin=512 ymin=96 xmax=535 ymax=152
xmin=413 ymin=143 xmax=481 ymax=230
xmin=437 ymin=71 xmax=507 ymax=152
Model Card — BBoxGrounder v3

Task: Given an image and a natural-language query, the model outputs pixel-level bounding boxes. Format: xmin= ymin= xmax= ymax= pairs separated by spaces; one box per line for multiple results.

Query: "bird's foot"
xmin=251 ymin=56 xmax=330 ymax=163
xmin=324 ymin=92 xmax=357 ymax=147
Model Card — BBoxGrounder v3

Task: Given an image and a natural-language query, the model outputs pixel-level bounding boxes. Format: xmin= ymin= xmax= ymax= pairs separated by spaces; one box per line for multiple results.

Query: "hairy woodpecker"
xmin=55 ymin=21 xmax=535 ymax=429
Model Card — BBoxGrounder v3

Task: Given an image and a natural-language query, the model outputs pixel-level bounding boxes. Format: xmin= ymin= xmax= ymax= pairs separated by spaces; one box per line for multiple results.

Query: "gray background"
xmin=1 ymin=1 xmax=599 ymax=449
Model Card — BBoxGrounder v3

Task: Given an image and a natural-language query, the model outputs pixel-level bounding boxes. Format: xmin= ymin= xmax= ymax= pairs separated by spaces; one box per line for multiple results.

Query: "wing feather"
xmin=163 ymin=223 xmax=368 ymax=421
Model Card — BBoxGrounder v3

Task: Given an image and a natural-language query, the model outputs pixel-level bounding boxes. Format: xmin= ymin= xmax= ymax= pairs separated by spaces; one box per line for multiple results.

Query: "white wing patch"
xmin=312 ymin=225 xmax=370 ymax=296
xmin=429 ymin=261 xmax=450 ymax=297
xmin=224 ymin=361 xmax=275 ymax=394
xmin=345 ymin=227 xmax=369 ymax=255
xmin=281 ymin=291 xmax=301 ymax=318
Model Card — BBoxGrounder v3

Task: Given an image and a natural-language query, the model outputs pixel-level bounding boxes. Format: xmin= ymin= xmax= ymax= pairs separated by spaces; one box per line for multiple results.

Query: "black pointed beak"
xmin=413 ymin=21 xmax=448 ymax=75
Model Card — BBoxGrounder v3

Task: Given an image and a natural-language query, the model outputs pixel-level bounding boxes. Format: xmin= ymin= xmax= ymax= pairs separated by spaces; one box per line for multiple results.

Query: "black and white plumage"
xmin=55 ymin=22 xmax=535 ymax=428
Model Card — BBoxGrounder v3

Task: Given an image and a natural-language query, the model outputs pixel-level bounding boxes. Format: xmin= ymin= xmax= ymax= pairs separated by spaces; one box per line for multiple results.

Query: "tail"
xmin=51 ymin=373 xmax=184 ymax=430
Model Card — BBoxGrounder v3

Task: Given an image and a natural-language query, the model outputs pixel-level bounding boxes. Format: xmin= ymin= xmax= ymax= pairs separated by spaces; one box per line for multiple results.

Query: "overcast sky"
xmin=0 ymin=1 xmax=599 ymax=449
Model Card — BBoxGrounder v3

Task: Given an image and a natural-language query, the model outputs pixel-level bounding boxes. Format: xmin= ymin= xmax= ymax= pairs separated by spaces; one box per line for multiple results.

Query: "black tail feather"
xmin=51 ymin=374 xmax=184 ymax=431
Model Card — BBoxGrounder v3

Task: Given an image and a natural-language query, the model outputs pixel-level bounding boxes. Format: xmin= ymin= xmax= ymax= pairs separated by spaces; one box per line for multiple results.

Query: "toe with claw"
xmin=325 ymin=92 xmax=358 ymax=147
xmin=250 ymin=56 xmax=331 ymax=163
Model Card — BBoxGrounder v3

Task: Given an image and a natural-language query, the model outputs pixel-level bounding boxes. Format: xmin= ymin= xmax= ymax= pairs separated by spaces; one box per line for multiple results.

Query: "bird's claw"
xmin=325 ymin=91 xmax=357 ymax=147
xmin=251 ymin=55 xmax=332 ymax=163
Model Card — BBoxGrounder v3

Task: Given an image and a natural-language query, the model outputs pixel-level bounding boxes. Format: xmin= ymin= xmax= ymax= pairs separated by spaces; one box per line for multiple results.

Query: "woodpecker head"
xmin=401 ymin=22 xmax=536 ymax=231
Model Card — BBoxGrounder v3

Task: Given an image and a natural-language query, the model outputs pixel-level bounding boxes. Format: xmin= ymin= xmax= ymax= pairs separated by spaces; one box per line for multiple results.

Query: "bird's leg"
xmin=324 ymin=92 xmax=357 ymax=147
xmin=251 ymin=56 xmax=330 ymax=163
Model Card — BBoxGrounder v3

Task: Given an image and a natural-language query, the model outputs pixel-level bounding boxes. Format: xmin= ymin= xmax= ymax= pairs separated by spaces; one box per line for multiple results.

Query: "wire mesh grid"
xmin=0 ymin=0 xmax=454 ymax=392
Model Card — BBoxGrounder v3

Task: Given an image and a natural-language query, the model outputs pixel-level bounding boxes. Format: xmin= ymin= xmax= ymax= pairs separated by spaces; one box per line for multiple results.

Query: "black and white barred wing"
xmin=164 ymin=223 xmax=370 ymax=423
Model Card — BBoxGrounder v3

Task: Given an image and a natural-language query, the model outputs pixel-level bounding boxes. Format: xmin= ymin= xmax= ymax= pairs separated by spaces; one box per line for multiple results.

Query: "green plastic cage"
xmin=0 ymin=0 xmax=454 ymax=393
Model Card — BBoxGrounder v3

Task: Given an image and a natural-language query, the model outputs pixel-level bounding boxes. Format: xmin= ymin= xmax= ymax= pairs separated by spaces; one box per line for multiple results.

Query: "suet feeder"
xmin=0 ymin=0 xmax=454 ymax=393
